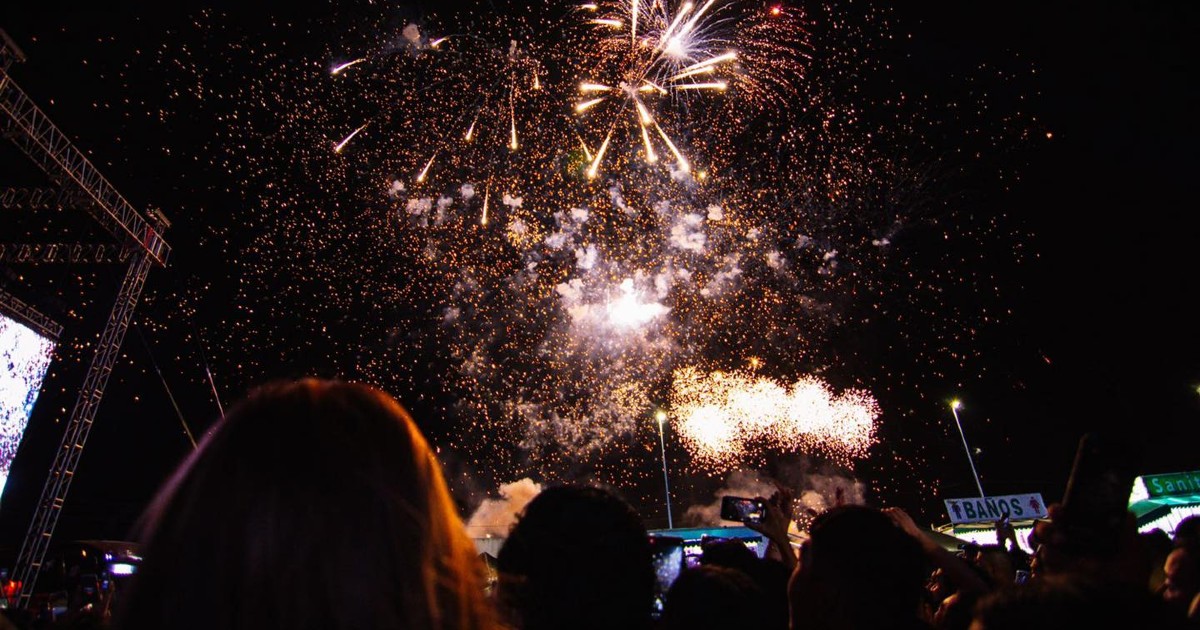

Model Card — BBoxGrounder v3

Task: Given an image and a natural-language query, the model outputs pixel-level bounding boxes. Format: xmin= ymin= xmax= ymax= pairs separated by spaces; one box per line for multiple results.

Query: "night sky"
xmin=1 ymin=0 xmax=1197 ymax=559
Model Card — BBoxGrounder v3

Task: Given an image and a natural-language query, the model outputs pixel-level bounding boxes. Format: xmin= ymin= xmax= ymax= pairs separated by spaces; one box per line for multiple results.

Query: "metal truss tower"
xmin=2 ymin=30 xmax=171 ymax=606
xmin=0 ymin=288 xmax=64 ymax=341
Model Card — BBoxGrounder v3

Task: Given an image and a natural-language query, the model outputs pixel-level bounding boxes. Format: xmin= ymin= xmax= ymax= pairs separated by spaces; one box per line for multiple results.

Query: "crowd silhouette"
xmin=2 ymin=378 xmax=1196 ymax=629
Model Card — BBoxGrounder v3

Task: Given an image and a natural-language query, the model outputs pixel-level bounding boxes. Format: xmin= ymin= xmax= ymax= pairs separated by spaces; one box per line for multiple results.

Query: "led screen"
xmin=0 ymin=313 xmax=56 ymax=502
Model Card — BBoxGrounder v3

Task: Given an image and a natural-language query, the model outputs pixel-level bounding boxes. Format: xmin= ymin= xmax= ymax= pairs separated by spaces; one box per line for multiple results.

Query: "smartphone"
xmin=1059 ymin=433 xmax=1134 ymax=555
xmin=720 ymin=496 xmax=766 ymax=524
xmin=648 ymin=535 xmax=685 ymax=619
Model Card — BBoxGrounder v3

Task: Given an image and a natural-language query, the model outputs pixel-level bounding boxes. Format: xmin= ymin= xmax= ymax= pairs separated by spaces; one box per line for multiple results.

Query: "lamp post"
xmin=655 ymin=409 xmax=674 ymax=529
xmin=950 ymin=400 xmax=986 ymax=498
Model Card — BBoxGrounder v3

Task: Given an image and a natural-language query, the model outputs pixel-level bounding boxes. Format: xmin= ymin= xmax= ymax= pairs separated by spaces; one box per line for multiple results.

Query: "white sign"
xmin=944 ymin=493 xmax=1048 ymax=525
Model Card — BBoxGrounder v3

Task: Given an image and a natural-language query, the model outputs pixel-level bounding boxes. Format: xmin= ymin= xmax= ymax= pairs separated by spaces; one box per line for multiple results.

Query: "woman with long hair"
xmin=117 ymin=379 xmax=496 ymax=630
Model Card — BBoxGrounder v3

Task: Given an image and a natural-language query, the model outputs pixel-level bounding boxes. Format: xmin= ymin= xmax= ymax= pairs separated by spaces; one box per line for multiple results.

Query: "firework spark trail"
xmin=416 ymin=153 xmax=438 ymax=183
xmin=330 ymin=58 xmax=366 ymax=75
xmin=333 ymin=123 xmax=368 ymax=153
xmin=325 ymin=16 xmax=561 ymax=184
xmin=670 ymin=367 xmax=879 ymax=469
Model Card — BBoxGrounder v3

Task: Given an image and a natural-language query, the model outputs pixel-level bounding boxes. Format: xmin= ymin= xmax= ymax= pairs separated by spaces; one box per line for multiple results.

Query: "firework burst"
xmin=670 ymin=366 xmax=879 ymax=469
xmin=153 ymin=0 xmax=1037 ymax=499
xmin=572 ymin=0 xmax=808 ymax=179
xmin=313 ymin=0 xmax=881 ymax=469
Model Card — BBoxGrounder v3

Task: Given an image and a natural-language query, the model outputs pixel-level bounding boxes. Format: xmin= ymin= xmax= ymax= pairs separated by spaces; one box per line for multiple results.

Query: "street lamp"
xmin=655 ymin=409 xmax=674 ymax=529
xmin=950 ymin=399 xmax=986 ymax=498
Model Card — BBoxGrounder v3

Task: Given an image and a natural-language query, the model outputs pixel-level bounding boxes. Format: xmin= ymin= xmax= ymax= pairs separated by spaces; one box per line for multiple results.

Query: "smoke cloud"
xmin=465 ymin=478 xmax=544 ymax=538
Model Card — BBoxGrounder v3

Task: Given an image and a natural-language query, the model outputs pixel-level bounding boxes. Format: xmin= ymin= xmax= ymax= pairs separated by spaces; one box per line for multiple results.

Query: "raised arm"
xmin=884 ymin=507 xmax=989 ymax=596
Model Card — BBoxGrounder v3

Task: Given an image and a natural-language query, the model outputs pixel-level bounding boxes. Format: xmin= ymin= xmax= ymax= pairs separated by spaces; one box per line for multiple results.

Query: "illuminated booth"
xmin=937 ymin=473 xmax=1200 ymax=550
xmin=935 ymin=493 xmax=1049 ymax=554
xmin=939 ymin=521 xmax=1037 ymax=554
xmin=1129 ymin=471 xmax=1200 ymax=536
xmin=646 ymin=526 xmax=767 ymax=561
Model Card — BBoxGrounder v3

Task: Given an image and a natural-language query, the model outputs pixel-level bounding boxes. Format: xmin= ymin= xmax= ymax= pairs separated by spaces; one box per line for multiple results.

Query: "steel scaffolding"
xmin=0 ymin=70 xmax=170 ymax=265
xmin=0 ymin=186 xmax=89 ymax=210
xmin=1 ymin=31 xmax=170 ymax=607
xmin=0 ymin=243 xmax=130 ymax=264
xmin=0 ymin=287 xmax=63 ymax=341
xmin=8 ymin=251 xmax=155 ymax=607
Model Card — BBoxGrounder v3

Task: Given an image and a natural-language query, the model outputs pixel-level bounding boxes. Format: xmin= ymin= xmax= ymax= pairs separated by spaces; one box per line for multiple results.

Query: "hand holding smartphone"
xmin=720 ymin=496 xmax=766 ymax=524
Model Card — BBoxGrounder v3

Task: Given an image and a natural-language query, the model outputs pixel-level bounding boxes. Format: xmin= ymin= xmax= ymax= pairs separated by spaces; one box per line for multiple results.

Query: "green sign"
xmin=1143 ymin=471 xmax=1200 ymax=498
